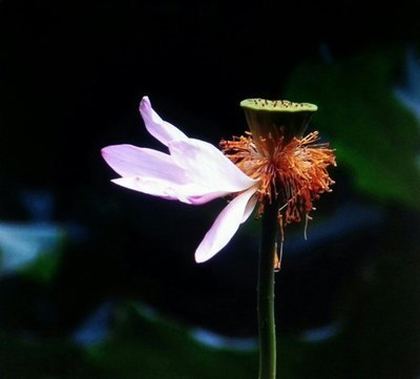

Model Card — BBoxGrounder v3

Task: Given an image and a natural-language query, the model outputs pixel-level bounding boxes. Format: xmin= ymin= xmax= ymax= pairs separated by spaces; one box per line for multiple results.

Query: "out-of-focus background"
xmin=0 ymin=1 xmax=419 ymax=378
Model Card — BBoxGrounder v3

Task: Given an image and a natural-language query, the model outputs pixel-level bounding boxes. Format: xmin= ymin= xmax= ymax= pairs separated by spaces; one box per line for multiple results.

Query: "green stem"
xmin=258 ymin=202 xmax=278 ymax=379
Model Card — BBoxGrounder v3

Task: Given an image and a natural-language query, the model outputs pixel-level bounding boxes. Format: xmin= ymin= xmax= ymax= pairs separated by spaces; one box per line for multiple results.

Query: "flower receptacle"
xmin=240 ymin=98 xmax=318 ymax=156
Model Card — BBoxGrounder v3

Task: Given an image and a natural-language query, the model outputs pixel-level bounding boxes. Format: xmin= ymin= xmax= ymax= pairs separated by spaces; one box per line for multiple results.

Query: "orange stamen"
xmin=221 ymin=130 xmax=336 ymax=260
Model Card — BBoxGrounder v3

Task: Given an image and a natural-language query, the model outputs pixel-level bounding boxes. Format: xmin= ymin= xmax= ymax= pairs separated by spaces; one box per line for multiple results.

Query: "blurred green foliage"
xmin=2 ymin=212 xmax=417 ymax=378
xmin=88 ymin=303 xmax=259 ymax=379
xmin=0 ymin=224 xmax=65 ymax=283
xmin=285 ymin=49 xmax=420 ymax=209
xmin=0 ymin=332 xmax=101 ymax=379
xmin=2 ymin=267 xmax=418 ymax=379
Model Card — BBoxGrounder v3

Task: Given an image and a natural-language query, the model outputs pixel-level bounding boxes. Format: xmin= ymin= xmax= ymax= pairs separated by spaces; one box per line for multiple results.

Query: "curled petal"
xmin=169 ymin=138 xmax=257 ymax=194
xmin=195 ymin=186 xmax=258 ymax=263
xmin=182 ymin=190 xmax=239 ymax=205
xmin=241 ymin=194 xmax=258 ymax=223
xmin=101 ymin=144 xmax=188 ymax=184
xmin=139 ymin=96 xmax=188 ymax=145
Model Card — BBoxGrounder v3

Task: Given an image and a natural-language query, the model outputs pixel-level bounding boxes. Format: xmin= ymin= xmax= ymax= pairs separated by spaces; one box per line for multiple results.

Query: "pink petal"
xmin=194 ymin=186 xmax=258 ymax=263
xmin=139 ymin=96 xmax=188 ymax=146
xmin=101 ymin=144 xmax=187 ymax=184
xmin=168 ymin=138 xmax=256 ymax=194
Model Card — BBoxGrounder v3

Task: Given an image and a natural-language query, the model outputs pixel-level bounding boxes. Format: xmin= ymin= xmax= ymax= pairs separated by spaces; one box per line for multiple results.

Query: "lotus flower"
xmin=102 ymin=96 xmax=336 ymax=265
xmin=102 ymin=97 xmax=259 ymax=263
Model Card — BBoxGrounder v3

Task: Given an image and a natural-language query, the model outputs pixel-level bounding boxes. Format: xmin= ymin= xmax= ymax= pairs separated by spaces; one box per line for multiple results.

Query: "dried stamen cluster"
xmin=220 ymin=131 xmax=336 ymax=228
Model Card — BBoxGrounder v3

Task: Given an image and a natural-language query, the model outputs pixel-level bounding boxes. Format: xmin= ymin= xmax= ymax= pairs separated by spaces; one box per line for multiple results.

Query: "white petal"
xmin=195 ymin=186 xmax=258 ymax=263
xmin=241 ymin=194 xmax=258 ymax=223
xmin=139 ymin=96 xmax=188 ymax=145
xmin=112 ymin=176 xmax=246 ymax=205
xmin=183 ymin=190 xmax=236 ymax=205
xmin=101 ymin=144 xmax=188 ymax=184
xmin=168 ymin=138 xmax=256 ymax=194
xmin=102 ymin=145 xmax=249 ymax=205
xmin=111 ymin=177 xmax=191 ymax=202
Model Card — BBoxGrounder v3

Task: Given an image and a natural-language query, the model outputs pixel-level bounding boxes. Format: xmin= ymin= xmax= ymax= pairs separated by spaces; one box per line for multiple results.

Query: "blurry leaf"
xmin=395 ymin=47 xmax=420 ymax=121
xmin=87 ymin=299 xmax=418 ymax=379
xmin=87 ymin=303 xmax=260 ymax=379
xmin=21 ymin=243 xmax=63 ymax=283
xmin=285 ymin=49 xmax=420 ymax=208
xmin=90 ymin=299 xmax=418 ymax=379
xmin=73 ymin=302 xmax=114 ymax=347
xmin=331 ymin=214 xmax=420 ymax=378
xmin=0 ymin=332 xmax=102 ymax=379
xmin=0 ymin=222 xmax=65 ymax=282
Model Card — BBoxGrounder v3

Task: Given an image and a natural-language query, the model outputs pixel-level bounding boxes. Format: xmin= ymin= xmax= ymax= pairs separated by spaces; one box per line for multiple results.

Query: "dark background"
xmin=0 ymin=1 xmax=419 ymax=378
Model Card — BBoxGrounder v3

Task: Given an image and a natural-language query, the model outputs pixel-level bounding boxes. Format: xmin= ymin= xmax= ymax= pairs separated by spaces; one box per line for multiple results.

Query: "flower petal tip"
xmin=194 ymin=251 xmax=210 ymax=264
xmin=101 ymin=146 xmax=111 ymax=157
xmin=139 ymin=96 xmax=150 ymax=112
xmin=110 ymin=178 xmax=123 ymax=185
xmin=100 ymin=144 xmax=128 ymax=166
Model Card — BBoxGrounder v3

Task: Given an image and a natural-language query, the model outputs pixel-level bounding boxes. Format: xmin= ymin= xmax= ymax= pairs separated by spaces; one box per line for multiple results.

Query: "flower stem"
xmin=258 ymin=202 xmax=278 ymax=379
